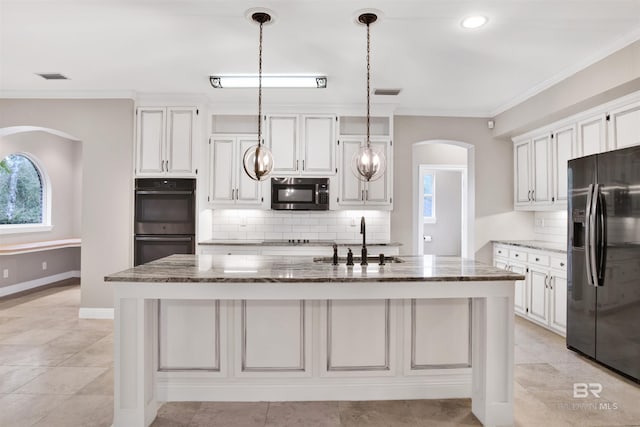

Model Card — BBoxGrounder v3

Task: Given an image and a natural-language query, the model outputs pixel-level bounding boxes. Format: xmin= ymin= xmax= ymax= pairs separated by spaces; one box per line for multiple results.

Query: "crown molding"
xmin=0 ymin=90 xmax=136 ymax=99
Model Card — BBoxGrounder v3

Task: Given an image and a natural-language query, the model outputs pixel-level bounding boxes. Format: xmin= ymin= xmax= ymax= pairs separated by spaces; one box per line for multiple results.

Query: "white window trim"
xmin=0 ymin=152 xmax=52 ymax=234
xmin=421 ymin=170 xmax=436 ymax=224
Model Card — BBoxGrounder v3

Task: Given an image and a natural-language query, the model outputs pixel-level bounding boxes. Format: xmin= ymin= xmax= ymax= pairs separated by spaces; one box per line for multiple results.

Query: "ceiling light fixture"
xmin=352 ymin=12 xmax=386 ymax=183
xmin=210 ymin=75 xmax=327 ymax=88
xmin=461 ymin=15 xmax=488 ymax=29
xmin=242 ymin=11 xmax=275 ymax=182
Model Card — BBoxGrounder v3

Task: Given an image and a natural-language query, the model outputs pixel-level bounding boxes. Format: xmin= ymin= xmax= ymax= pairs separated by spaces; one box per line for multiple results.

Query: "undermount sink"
xmin=313 ymin=256 xmax=405 ymax=264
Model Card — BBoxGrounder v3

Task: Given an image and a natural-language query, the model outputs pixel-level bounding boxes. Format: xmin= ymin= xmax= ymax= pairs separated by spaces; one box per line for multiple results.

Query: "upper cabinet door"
xmin=137 ymin=108 xmax=165 ymax=175
xmin=514 ymin=140 xmax=531 ymax=207
xmin=209 ymin=136 xmax=235 ymax=203
xmin=609 ymin=100 xmax=640 ymax=150
xmin=236 ymin=136 xmax=262 ymax=204
xmin=553 ymin=126 xmax=574 ymax=203
xmin=166 ymin=108 xmax=196 ymax=174
xmin=267 ymin=115 xmax=299 ymax=175
xmin=339 ymin=139 xmax=365 ymax=205
xmin=301 ymin=115 xmax=336 ymax=175
xmin=532 ymin=134 xmax=552 ymax=205
xmin=364 ymin=138 xmax=392 ymax=205
xmin=577 ymin=114 xmax=607 ymax=157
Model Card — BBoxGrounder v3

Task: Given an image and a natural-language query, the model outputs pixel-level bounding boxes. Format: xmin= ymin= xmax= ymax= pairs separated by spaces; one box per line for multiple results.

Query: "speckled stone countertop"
xmin=198 ymin=239 xmax=402 ymax=247
xmin=105 ymin=254 xmax=524 ymax=283
xmin=492 ymin=240 xmax=567 ymax=253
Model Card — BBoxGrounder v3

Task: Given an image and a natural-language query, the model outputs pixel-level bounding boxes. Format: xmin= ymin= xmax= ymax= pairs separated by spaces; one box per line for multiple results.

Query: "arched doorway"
xmin=411 ymin=140 xmax=475 ymax=258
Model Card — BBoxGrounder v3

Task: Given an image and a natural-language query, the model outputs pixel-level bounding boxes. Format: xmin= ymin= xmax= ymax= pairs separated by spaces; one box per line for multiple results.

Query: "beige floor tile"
xmin=0 ymin=344 xmax=78 ymax=366
xmin=0 ymin=393 xmax=72 ymax=427
xmin=76 ymin=367 xmax=113 ymax=396
xmin=0 ymin=365 xmax=48 ymax=393
xmin=58 ymin=335 xmax=114 ymax=367
xmin=45 ymin=328 xmax=110 ymax=352
xmin=14 ymin=366 xmax=107 ymax=394
xmin=266 ymin=401 xmax=340 ymax=427
xmin=190 ymin=402 xmax=268 ymax=427
xmin=151 ymin=401 xmax=201 ymax=426
xmin=31 ymin=394 xmax=113 ymax=427
xmin=0 ymin=327 xmax=68 ymax=345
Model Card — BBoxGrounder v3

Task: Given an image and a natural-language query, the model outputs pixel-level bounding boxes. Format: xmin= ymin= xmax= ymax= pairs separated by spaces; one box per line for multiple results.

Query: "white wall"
xmin=0 ymin=99 xmax=134 ymax=310
xmin=0 ymin=131 xmax=82 ymax=244
xmin=393 ymin=116 xmax=535 ymax=263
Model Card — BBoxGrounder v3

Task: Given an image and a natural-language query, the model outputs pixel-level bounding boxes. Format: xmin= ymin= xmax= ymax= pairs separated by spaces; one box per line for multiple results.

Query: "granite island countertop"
xmin=492 ymin=240 xmax=567 ymax=253
xmin=105 ymin=254 xmax=524 ymax=283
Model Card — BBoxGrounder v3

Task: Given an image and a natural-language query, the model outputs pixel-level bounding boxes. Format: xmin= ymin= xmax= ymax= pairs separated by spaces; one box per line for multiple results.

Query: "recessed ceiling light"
xmin=461 ymin=16 xmax=488 ymax=29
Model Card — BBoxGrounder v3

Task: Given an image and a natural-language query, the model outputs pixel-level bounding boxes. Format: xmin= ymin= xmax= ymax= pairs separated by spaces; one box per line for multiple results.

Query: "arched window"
xmin=0 ymin=153 xmax=49 ymax=230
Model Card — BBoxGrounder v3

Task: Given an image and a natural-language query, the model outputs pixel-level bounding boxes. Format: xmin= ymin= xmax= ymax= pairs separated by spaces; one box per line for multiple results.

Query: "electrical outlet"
xmin=42 ymin=261 xmax=47 ymax=271
xmin=2 ymin=269 xmax=8 ymax=279
xmin=535 ymin=218 xmax=544 ymax=227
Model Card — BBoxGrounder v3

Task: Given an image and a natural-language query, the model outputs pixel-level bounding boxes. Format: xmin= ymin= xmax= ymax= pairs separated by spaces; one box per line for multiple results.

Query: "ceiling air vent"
xmin=36 ymin=73 xmax=69 ymax=80
xmin=374 ymin=88 xmax=401 ymax=96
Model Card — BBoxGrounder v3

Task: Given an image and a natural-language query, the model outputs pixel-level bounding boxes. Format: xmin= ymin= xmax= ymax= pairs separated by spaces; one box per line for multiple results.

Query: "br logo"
xmin=573 ymin=383 xmax=603 ymax=398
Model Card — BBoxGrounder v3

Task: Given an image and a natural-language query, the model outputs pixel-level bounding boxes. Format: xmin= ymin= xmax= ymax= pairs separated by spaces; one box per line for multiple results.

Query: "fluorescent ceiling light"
xmin=210 ymin=75 xmax=327 ymax=88
xmin=461 ymin=15 xmax=488 ymax=29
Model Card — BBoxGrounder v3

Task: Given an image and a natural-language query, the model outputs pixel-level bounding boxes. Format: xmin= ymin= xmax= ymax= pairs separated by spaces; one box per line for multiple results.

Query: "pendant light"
xmin=352 ymin=12 xmax=386 ymax=182
xmin=242 ymin=12 xmax=274 ymax=181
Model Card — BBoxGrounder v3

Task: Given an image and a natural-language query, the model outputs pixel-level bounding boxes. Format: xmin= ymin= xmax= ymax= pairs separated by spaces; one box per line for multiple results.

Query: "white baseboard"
xmin=0 ymin=270 xmax=80 ymax=298
xmin=78 ymin=307 xmax=114 ymax=319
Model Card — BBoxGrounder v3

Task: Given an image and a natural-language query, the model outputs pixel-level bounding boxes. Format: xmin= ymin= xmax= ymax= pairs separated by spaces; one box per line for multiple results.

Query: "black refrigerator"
xmin=567 ymin=145 xmax=640 ymax=382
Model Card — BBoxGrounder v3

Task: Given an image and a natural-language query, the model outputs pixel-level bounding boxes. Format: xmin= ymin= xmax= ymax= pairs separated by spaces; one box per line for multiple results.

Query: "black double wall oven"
xmin=134 ymin=178 xmax=196 ymax=266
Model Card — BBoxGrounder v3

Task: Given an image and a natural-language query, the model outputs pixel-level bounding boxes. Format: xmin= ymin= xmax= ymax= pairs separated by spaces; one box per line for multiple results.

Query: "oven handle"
xmin=135 ymin=190 xmax=194 ymax=195
xmin=135 ymin=236 xmax=193 ymax=242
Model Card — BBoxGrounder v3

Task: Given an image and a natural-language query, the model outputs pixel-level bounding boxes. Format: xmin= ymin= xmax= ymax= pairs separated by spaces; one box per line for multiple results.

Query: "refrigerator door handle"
xmin=589 ymin=184 xmax=600 ymax=287
xmin=585 ymin=184 xmax=595 ymax=286
xmin=596 ymin=186 xmax=607 ymax=287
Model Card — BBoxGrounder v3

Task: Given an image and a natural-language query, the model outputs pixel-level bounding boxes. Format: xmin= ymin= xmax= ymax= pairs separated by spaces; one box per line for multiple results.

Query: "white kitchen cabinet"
xmin=510 ymin=262 xmax=527 ymax=316
xmin=493 ymin=242 xmax=567 ymax=336
xmin=266 ymin=114 xmax=337 ymax=176
xmin=552 ymin=126 xmax=574 ymax=204
xmin=531 ymin=134 xmax=552 ymax=206
xmin=577 ymin=113 xmax=607 ymax=156
xmin=548 ymin=270 xmax=567 ymax=334
xmin=338 ymin=137 xmax=392 ymax=208
xmin=209 ymin=134 xmax=261 ymax=207
xmin=608 ymin=100 xmax=640 ymax=150
xmin=514 ymin=140 xmax=531 ymax=207
xmin=514 ymin=130 xmax=570 ymax=210
xmin=528 ymin=266 xmax=549 ymax=324
xmin=136 ymin=107 xmax=197 ymax=177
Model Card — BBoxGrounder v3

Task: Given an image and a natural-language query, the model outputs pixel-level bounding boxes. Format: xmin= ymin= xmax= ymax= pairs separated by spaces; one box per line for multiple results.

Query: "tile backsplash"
xmin=533 ymin=210 xmax=567 ymax=243
xmin=210 ymin=209 xmax=390 ymax=243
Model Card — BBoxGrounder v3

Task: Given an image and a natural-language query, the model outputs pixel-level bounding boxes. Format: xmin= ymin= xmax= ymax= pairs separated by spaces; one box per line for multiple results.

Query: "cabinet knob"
xmin=535 ymin=257 xmax=540 ymax=261
xmin=515 ymin=254 xmax=519 ymax=257
xmin=560 ymin=262 xmax=565 ymax=267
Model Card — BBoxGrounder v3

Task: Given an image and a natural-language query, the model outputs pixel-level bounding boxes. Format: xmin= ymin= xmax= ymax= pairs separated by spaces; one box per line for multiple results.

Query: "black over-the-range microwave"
xmin=271 ymin=177 xmax=329 ymax=210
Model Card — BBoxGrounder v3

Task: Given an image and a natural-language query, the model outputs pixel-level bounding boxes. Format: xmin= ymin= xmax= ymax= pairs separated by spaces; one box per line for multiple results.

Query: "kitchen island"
xmin=105 ymin=254 xmax=524 ymax=427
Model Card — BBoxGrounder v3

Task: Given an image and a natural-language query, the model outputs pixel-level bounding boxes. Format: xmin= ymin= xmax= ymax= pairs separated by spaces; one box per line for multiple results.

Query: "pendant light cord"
xmin=366 ymin=21 xmax=371 ymax=149
xmin=258 ymin=20 xmax=263 ymax=148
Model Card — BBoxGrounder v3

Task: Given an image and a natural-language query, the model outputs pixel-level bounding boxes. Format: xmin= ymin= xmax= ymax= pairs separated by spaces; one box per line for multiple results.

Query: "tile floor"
xmin=0 ymin=280 xmax=639 ymax=426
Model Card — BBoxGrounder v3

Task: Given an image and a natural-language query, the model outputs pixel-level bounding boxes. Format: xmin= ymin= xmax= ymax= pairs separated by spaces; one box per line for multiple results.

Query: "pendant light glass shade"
xmin=243 ymin=143 xmax=273 ymax=181
xmin=353 ymin=12 xmax=386 ymax=183
xmin=352 ymin=144 xmax=385 ymax=182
